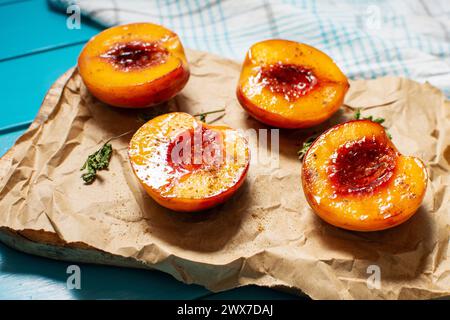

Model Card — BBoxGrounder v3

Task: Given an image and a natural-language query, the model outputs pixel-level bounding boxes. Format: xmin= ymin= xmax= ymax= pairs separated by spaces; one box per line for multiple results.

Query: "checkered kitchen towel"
xmin=50 ymin=0 xmax=450 ymax=95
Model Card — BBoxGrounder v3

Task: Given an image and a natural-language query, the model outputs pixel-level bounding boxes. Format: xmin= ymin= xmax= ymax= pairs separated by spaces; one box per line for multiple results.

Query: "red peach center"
xmin=101 ymin=41 xmax=168 ymax=70
xmin=260 ymin=63 xmax=317 ymax=101
xmin=327 ymin=137 xmax=397 ymax=195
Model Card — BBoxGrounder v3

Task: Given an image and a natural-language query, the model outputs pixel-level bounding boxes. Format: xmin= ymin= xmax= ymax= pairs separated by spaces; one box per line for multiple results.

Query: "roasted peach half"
xmin=128 ymin=112 xmax=250 ymax=212
xmin=78 ymin=23 xmax=189 ymax=108
xmin=301 ymin=120 xmax=427 ymax=231
xmin=237 ymin=39 xmax=349 ymax=128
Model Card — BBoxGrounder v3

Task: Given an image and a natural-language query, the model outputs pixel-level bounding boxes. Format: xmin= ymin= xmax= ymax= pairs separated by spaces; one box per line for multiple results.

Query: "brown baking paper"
xmin=0 ymin=50 xmax=449 ymax=299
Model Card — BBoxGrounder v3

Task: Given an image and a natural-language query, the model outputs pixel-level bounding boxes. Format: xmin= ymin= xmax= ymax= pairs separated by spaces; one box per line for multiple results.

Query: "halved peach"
xmin=237 ymin=39 xmax=349 ymax=128
xmin=128 ymin=112 xmax=250 ymax=212
xmin=301 ymin=120 xmax=427 ymax=231
xmin=78 ymin=23 xmax=189 ymax=108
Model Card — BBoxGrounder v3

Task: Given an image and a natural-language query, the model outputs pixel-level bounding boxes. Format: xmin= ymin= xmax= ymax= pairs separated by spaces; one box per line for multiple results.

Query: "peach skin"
xmin=301 ymin=120 xmax=427 ymax=231
xmin=128 ymin=112 xmax=250 ymax=212
xmin=237 ymin=39 xmax=349 ymax=128
xmin=78 ymin=23 xmax=189 ymax=108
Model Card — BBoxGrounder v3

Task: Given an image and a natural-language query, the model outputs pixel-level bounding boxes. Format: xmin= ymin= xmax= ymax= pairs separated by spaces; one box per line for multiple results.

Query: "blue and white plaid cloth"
xmin=50 ymin=0 xmax=450 ymax=96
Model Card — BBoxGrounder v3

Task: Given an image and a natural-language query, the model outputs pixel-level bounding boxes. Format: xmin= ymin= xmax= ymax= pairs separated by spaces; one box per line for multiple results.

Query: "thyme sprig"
xmin=80 ymin=130 xmax=133 ymax=184
xmin=193 ymin=108 xmax=226 ymax=123
xmin=354 ymin=108 xmax=392 ymax=139
xmin=298 ymin=109 xmax=393 ymax=162
xmin=354 ymin=109 xmax=385 ymax=124
xmin=80 ymin=143 xmax=112 ymax=184
xmin=297 ymin=135 xmax=318 ymax=160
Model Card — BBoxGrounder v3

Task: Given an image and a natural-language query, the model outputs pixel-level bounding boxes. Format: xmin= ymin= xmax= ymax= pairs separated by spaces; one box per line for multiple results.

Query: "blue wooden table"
xmin=0 ymin=0 xmax=298 ymax=300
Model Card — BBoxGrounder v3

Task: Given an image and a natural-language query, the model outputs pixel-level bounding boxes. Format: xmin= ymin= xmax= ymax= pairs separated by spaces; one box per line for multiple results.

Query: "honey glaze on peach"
xmin=327 ymin=136 xmax=398 ymax=195
xmin=259 ymin=63 xmax=317 ymax=101
xmin=101 ymin=41 xmax=168 ymax=70
xmin=128 ymin=113 xmax=250 ymax=205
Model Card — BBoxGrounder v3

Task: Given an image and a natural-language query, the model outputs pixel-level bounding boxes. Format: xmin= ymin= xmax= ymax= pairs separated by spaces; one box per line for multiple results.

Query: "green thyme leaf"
xmin=372 ymin=117 xmax=385 ymax=124
xmin=80 ymin=143 xmax=112 ymax=184
xmin=354 ymin=109 xmax=385 ymax=123
xmin=81 ymin=171 xmax=97 ymax=184
xmin=80 ymin=130 xmax=133 ymax=184
xmin=354 ymin=109 xmax=391 ymax=139
xmin=297 ymin=135 xmax=317 ymax=160
xmin=193 ymin=108 xmax=226 ymax=123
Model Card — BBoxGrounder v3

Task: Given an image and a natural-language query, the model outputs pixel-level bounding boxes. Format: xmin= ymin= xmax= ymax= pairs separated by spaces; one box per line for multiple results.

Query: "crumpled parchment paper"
xmin=0 ymin=50 xmax=448 ymax=299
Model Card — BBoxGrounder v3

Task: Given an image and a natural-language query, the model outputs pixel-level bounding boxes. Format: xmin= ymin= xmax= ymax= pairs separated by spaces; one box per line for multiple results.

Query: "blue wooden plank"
xmin=0 ymin=129 xmax=24 ymax=155
xmin=0 ymin=43 xmax=84 ymax=128
xmin=0 ymin=0 xmax=100 ymax=61
xmin=0 ymin=0 xmax=29 ymax=6
xmin=0 ymin=242 xmax=209 ymax=299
